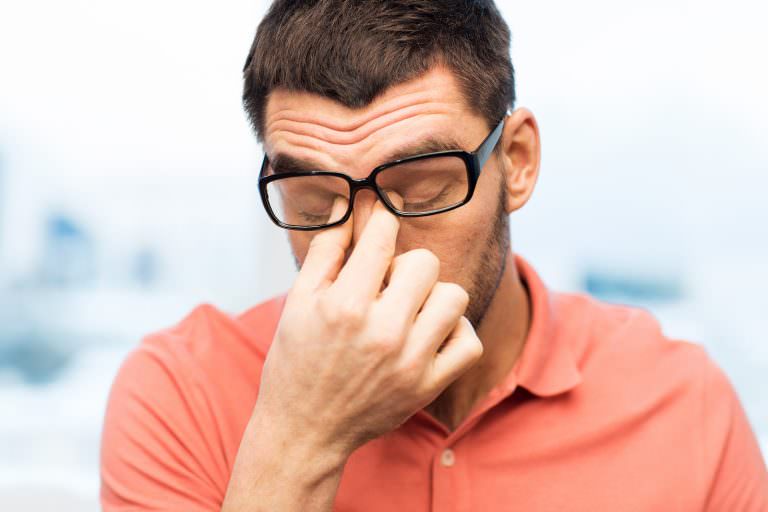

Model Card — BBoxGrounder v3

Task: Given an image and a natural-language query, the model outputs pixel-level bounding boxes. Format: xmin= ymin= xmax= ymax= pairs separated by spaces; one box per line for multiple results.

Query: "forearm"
xmin=221 ymin=407 xmax=349 ymax=512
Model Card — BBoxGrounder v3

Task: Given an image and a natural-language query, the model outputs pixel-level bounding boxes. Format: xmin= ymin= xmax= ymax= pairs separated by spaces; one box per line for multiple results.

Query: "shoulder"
xmin=554 ymin=291 xmax=762 ymax=443
xmin=554 ymin=293 xmax=768 ymax=486
xmin=111 ymin=294 xmax=286 ymax=396
xmin=550 ymin=290 xmax=746 ymax=439
xmin=100 ymin=294 xmax=286 ymax=510
xmin=138 ymin=294 xmax=286 ymax=369
xmin=109 ymin=293 xmax=287 ymax=427
xmin=554 ymin=291 xmax=717 ymax=386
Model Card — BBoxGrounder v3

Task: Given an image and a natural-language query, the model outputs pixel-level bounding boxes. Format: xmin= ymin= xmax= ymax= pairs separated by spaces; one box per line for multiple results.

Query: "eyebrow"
xmin=268 ymin=135 xmax=467 ymax=175
xmin=380 ymin=135 xmax=466 ymax=163
xmin=269 ymin=154 xmax=325 ymax=174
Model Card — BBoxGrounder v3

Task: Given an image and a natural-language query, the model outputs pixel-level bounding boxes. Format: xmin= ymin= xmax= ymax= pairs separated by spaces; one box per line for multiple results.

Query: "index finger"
xmin=332 ymin=193 xmax=402 ymax=302
xmin=293 ymin=195 xmax=353 ymax=293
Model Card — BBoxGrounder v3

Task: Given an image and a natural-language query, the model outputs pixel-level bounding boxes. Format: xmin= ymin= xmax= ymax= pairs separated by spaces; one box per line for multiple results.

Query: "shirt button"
xmin=440 ymin=448 xmax=455 ymax=467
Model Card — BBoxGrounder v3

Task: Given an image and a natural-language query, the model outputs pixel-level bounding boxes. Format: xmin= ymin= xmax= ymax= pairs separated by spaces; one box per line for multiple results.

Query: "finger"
xmin=377 ymin=249 xmax=440 ymax=320
xmin=293 ymin=195 xmax=352 ymax=293
xmin=333 ymin=194 xmax=401 ymax=302
xmin=401 ymin=282 xmax=469 ymax=361
xmin=429 ymin=317 xmax=484 ymax=390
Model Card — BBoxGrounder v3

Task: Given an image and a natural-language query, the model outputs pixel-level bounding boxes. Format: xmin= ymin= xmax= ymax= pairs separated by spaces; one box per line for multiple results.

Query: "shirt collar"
xmin=507 ymin=253 xmax=583 ymax=398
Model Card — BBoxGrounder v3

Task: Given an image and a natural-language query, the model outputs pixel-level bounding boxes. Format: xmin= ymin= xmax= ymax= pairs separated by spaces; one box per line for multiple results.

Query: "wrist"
xmin=223 ymin=405 xmax=350 ymax=511
xmin=249 ymin=403 xmax=351 ymax=482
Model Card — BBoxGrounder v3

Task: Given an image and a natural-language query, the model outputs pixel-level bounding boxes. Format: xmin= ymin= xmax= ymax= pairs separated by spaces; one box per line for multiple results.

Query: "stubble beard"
xmin=423 ymin=183 xmax=510 ymax=426
xmin=462 ymin=183 xmax=511 ymax=330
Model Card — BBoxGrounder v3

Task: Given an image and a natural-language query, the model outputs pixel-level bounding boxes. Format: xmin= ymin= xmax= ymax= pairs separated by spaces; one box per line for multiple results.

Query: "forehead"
xmin=262 ymin=67 xmax=487 ymax=176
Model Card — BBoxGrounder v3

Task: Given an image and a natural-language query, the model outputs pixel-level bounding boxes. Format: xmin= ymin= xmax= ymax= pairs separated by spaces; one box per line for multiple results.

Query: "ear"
xmin=497 ymin=108 xmax=541 ymax=214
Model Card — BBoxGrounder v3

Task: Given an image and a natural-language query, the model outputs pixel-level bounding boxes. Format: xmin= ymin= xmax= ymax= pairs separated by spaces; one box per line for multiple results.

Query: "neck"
xmin=424 ymin=250 xmax=531 ymax=431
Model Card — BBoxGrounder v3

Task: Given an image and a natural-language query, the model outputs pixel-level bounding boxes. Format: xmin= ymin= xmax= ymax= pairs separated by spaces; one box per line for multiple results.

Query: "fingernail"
xmin=383 ymin=190 xmax=404 ymax=210
xmin=331 ymin=195 xmax=350 ymax=222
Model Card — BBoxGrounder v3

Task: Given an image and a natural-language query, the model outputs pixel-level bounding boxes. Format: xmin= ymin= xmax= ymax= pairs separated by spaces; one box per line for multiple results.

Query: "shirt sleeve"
xmin=100 ymin=345 xmax=227 ymax=511
xmin=703 ymin=359 xmax=768 ymax=511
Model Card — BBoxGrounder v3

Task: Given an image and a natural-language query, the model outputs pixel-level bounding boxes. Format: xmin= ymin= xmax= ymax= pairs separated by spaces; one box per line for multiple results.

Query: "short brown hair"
xmin=242 ymin=0 xmax=515 ymax=142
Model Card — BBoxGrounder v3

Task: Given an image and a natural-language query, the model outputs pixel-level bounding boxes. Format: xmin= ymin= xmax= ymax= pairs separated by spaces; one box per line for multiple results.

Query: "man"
xmin=100 ymin=0 xmax=768 ymax=510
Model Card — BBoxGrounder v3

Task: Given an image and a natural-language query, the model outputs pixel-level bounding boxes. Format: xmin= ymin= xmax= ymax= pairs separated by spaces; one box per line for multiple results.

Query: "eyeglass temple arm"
xmin=259 ymin=154 xmax=270 ymax=178
xmin=473 ymin=117 xmax=506 ymax=173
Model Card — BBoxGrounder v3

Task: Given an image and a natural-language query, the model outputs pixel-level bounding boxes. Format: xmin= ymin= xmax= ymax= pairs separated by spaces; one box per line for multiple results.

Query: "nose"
xmin=350 ymin=188 xmax=380 ymax=245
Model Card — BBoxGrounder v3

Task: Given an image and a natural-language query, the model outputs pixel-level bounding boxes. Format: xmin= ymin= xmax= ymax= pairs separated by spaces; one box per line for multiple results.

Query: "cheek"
xmin=289 ymin=233 xmax=313 ymax=267
xmin=396 ymin=190 xmax=499 ymax=281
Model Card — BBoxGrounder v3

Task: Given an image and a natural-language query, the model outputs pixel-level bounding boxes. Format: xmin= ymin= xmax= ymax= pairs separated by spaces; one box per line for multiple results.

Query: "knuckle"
xmin=367 ymin=331 xmax=400 ymax=355
xmin=368 ymin=236 xmax=395 ymax=257
xmin=391 ymin=251 xmax=409 ymax=268
xmin=316 ymin=293 xmax=339 ymax=324
xmin=437 ymin=282 xmax=470 ymax=308
xmin=308 ymin=237 xmax=345 ymax=262
xmin=395 ymin=248 xmax=439 ymax=273
xmin=463 ymin=330 xmax=484 ymax=362
xmin=398 ymin=356 xmax=423 ymax=384
xmin=318 ymin=292 xmax=367 ymax=327
xmin=379 ymin=321 xmax=407 ymax=346
xmin=412 ymin=248 xmax=440 ymax=272
xmin=337 ymin=301 xmax=367 ymax=325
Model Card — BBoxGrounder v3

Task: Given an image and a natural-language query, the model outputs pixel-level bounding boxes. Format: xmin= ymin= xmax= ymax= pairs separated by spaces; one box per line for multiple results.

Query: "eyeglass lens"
xmin=264 ymin=155 xmax=469 ymax=228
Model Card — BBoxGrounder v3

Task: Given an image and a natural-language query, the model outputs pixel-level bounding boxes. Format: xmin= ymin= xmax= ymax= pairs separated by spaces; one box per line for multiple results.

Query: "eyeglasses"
xmin=258 ymin=117 xmax=505 ymax=230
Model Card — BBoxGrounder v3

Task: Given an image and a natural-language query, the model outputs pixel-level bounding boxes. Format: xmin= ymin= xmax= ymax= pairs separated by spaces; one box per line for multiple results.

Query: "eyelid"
xmin=402 ymin=184 xmax=451 ymax=205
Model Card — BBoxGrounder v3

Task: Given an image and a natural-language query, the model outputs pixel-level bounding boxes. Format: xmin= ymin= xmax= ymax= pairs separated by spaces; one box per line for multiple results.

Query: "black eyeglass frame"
xmin=258 ymin=116 xmax=506 ymax=231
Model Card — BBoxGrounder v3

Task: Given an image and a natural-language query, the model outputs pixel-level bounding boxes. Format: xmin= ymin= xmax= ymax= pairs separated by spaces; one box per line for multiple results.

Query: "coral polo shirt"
xmin=100 ymin=254 xmax=768 ymax=511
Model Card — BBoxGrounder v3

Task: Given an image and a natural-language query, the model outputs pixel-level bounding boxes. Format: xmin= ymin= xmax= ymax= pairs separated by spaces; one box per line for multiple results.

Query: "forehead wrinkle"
xmin=268 ymin=137 xmax=340 ymax=170
xmin=264 ymin=87 xmax=457 ymax=132
xmin=267 ymin=112 xmax=470 ymax=179
xmin=266 ymin=129 xmax=379 ymax=174
xmin=268 ymin=131 xmax=336 ymax=164
xmin=269 ymin=110 xmax=460 ymax=155
xmin=267 ymin=103 xmax=459 ymax=148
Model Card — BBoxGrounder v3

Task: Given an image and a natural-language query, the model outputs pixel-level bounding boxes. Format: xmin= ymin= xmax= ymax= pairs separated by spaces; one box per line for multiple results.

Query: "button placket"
xmin=440 ymin=448 xmax=455 ymax=467
xmin=431 ymin=445 xmax=463 ymax=512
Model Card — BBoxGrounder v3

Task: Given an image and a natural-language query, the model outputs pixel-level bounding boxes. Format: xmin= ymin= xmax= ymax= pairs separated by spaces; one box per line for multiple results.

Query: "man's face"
xmin=262 ymin=66 xmax=511 ymax=327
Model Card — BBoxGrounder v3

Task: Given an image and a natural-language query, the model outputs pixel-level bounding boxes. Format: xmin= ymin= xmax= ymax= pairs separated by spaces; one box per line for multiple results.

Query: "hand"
xmin=255 ymin=196 xmax=483 ymax=457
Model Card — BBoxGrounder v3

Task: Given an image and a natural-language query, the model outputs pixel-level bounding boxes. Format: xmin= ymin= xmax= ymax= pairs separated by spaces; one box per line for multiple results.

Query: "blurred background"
xmin=1 ymin=0 xmax=766 ymax=509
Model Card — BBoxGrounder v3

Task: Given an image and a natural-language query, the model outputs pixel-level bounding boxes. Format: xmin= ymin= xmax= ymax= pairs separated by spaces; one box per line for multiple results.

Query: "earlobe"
xmin=498 ymin=108 xmax=541 ymax=214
